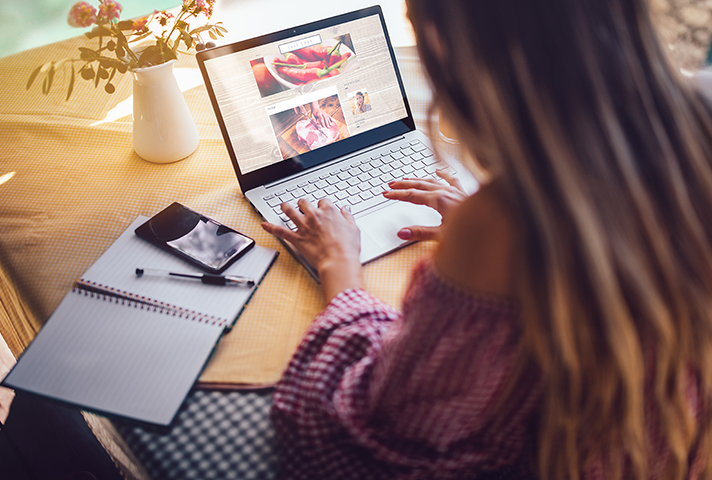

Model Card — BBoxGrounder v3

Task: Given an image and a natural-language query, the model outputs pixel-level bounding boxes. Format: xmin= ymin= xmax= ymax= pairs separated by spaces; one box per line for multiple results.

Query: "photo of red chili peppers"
xmin=251 ymin=34 xmax=358 ymax=98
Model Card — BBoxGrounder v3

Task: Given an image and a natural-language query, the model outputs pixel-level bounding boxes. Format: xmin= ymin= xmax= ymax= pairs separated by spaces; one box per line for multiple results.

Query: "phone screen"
xmin=166 ymin=218 xmax=253 ymax=270
xmin=136 ymin=203 xmax=255 ymax=273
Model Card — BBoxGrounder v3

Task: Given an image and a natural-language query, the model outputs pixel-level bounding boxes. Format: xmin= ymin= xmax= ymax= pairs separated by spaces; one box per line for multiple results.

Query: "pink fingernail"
xmin=398 ymin=228 xmax=412 ymax=239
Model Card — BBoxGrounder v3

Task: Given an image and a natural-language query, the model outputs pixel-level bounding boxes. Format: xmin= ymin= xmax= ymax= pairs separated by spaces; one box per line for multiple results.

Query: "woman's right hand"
xmin=383 ymin=169 xmax=467 ymax=242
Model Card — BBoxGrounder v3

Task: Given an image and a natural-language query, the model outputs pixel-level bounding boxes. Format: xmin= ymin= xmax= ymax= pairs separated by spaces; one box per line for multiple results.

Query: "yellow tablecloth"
xmin=0 ymin=35 xmax=438 ymax=386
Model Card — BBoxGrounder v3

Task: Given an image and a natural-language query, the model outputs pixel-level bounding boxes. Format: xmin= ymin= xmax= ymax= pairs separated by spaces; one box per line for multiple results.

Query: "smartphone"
xmin=135 ymin=202 xmax=255 ymax=274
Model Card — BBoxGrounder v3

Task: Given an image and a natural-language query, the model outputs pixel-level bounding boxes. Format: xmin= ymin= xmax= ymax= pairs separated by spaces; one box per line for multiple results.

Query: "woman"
xmin=354 ymin=91 xmax=371 ymax=114
xmin=262 ymin=0 xmax=712 ymax=478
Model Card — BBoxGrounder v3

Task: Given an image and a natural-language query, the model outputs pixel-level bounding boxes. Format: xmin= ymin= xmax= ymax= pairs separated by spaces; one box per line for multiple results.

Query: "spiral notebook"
xmin=1 ymin=216 xmax=278 ymax=426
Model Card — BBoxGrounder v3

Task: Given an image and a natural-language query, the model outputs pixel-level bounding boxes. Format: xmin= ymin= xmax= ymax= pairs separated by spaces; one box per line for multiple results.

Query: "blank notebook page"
xmin=4 ymin=290 xmax=223 ymax=425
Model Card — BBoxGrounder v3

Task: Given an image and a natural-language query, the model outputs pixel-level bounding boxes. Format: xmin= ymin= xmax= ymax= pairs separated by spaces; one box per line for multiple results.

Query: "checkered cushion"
xmin=114 ymin=389 xmax=278 ymax=480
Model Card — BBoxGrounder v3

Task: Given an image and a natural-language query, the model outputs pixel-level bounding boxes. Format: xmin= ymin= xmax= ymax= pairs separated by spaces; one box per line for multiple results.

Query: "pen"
xmin=135 ymin=268 xmax=255 ymax=287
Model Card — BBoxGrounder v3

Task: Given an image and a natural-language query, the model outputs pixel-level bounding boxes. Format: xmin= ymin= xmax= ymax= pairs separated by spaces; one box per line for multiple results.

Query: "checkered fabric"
xmin=114 ymin=389 xmax=278 ymax=480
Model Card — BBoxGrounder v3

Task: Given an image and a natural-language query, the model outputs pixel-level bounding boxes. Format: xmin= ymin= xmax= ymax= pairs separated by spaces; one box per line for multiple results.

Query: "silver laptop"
xmin=197 ymin=6 xmax=460 ymax=279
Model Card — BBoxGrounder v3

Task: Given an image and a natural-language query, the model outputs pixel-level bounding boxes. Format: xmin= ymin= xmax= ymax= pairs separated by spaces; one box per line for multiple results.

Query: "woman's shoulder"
xmin=434 ymin=181 xmax=520 ymax=298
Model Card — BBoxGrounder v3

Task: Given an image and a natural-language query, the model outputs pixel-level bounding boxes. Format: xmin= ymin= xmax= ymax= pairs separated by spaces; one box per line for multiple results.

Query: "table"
xmin=0 ymin=0 xmax=456 ymax=389
xmin=0 ymin=2 xmax=471 ymax=477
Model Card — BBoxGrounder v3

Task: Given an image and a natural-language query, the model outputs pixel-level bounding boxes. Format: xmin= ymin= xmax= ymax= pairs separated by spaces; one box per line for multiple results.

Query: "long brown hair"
xmin=406 ymin=0 xmax=712 ymax=478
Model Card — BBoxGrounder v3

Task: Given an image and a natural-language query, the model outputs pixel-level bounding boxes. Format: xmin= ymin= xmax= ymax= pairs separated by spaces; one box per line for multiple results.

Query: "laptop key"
xmin=401 ymin=147 xmax=415 ymax=155
xmin=350 ymin=192 xmax=390 ymax=215
xmin=360 ymin=191 xmax=374 ymax=201
xmin=266 ymin=197 xmax=281 ymax=208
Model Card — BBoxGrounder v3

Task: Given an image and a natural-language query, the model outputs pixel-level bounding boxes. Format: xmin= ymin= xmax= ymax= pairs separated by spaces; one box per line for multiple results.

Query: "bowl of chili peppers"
xmin=264 ymin=37 xmax=357 ymax=89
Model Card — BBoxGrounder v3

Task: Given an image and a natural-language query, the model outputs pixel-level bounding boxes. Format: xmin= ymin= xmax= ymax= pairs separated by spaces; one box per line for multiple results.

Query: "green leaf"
xmin=163 ymin=48 xmax=177 ymax=62
xmin=117 ymin=20 xmax=135 ymax=30
xmin=66 ymin=63 xmax=75 ymax=101
xmin=79 ymin=47 xmax=97 ymax=61
xmin=128 ymin=31 xmax=152 ymax=43
xmin=189 ymin=25 xmax=213 ymax=35
xmin=178 ymin=28 xmax=192 ymax=48
xmin=138 ymin=45 xmax=160 ymax=66
xmin=85 ymin=26 xmax=113 ymax=39
xmin=26 ymin=65 xmax=42 ymax=90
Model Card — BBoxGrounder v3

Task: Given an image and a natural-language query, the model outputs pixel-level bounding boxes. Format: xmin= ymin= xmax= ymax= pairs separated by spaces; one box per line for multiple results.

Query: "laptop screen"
xmin=197 ymin=7 xmax=415 ymax=192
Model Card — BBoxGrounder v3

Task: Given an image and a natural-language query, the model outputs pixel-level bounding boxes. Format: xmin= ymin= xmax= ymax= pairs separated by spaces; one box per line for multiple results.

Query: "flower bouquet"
xmin=26 ymin=0 xmax=226 ymax=100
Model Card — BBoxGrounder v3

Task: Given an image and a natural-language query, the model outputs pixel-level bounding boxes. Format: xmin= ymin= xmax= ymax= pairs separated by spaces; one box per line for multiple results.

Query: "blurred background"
xmin=0 ymin=0 xmax=711 ymax=70
xmin=0 ymin=1 xmax=180 ymax=59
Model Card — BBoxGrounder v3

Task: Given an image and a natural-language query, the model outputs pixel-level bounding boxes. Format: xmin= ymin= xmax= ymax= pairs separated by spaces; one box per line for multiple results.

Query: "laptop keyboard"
xmin=262 ymin=139 xmax=455 ymax=230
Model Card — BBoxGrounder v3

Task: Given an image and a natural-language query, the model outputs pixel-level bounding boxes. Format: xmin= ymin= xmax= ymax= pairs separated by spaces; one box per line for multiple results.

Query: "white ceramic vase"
xmin=132 ymin=60 xmax=199 ymax=164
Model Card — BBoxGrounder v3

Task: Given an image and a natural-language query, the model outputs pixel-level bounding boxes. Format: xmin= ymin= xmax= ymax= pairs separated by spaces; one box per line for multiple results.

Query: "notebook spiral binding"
xmin=72 ymin=280 xmax=227 ymax=327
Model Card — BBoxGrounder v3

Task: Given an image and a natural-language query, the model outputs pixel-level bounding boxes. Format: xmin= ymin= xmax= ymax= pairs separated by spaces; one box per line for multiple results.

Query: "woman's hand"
xmin=262 ymin=198 xmax=363 ymax=302
xmin=383 ymin=169 xmax=467 ymax=242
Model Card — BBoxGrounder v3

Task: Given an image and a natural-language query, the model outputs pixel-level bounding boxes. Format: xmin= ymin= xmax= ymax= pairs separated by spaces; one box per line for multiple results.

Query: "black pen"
xmin=135 ymin=268 xmax=255 ymax=287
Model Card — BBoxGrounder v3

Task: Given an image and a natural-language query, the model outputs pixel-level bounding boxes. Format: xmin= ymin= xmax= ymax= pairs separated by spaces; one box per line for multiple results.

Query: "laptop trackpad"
xmin=356 ymin=202 xmax=441 ymax=262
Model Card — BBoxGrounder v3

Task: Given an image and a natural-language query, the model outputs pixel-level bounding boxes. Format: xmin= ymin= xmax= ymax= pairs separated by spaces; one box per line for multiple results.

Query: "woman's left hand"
xmin=262 ymin=198 xmax=363 ymax=302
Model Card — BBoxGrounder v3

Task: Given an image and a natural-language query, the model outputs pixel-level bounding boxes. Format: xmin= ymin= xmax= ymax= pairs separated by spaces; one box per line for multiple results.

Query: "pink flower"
xmin=67 ymin=2 xmax=97 ymax=28
xmin=132 ymin=16 xmax=149 ymax=32
xmin=186 ymin=0 xmax=215 ymax=18
xmin=98 ymin=0 xmax=123 ymax=22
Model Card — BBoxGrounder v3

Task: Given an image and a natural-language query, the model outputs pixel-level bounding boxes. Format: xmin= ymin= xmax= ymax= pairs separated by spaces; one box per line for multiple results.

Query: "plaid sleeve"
xmin=271 ymin=262 xmax=538 ymax=480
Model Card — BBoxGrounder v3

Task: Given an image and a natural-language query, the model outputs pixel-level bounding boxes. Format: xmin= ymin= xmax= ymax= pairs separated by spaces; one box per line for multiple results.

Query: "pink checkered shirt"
xmin=271 ymin=260 xmax=706 ymax=479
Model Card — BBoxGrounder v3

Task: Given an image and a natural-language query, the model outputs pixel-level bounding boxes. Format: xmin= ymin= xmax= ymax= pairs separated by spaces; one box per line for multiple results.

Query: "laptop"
xmin=196 ymin=6 xmax=468 ymax=279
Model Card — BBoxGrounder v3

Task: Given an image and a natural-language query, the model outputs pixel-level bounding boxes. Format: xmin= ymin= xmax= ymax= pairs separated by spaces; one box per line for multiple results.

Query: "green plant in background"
xmin=26 ymin=0 xmax=226 ymax=100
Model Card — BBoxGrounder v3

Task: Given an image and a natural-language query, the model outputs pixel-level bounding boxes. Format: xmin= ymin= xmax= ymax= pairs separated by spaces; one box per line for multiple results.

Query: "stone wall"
xmin=650 ymin=0 xmax=712 ymax=70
